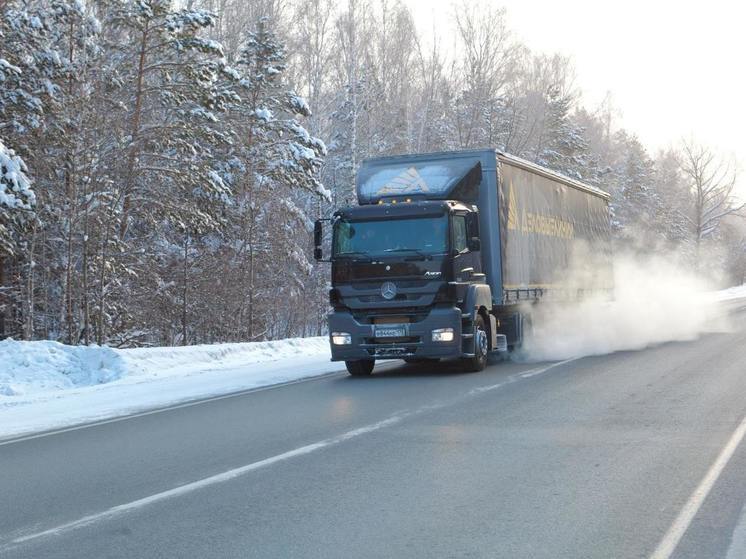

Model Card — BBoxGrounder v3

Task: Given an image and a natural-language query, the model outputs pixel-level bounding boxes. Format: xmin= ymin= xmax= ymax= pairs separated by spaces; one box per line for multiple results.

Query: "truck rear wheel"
xmin=345 ymin=359 xmax=375 ymax=376
xmin=463 ymin=314 xmax=488 ymax=372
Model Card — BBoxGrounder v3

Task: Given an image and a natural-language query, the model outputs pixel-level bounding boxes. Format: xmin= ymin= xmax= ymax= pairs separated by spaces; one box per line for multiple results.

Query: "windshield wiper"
xmin=335 ymin=250 xmax=372 ymax=262
xmin=383 ymin=247 xmax=431 ymax=260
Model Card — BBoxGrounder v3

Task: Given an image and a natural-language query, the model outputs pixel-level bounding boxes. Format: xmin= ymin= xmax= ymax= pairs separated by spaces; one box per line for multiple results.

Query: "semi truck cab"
xmin=323 ymin=199 xmax=499 ymax=375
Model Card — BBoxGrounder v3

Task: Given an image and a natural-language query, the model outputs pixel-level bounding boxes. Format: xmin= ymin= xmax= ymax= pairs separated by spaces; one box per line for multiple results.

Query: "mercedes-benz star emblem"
xmin=381 ymin=281 xmax=397 ymax=300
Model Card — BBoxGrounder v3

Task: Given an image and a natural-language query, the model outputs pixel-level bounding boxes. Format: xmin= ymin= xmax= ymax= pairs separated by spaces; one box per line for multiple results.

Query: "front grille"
xmin=357 ymin=293 xmax=420 ymax=303
xmin=350 ymin=279 xmax=429 ymax=290
xmin=352 ymin=308 xmax=429 ymax=324
xmin=373 ymin=316 xmax=410 ymax=324
xmin=362 ymin=336 xmax=421 ymax=345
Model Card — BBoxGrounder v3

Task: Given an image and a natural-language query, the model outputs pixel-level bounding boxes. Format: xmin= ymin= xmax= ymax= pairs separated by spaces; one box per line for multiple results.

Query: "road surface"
xmin=1 ymin=301 xmax=745 ymax=558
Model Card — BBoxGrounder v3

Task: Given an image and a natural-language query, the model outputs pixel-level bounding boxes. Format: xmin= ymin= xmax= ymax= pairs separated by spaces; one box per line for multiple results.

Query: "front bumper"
xmin=328 ymin=306 xmax=462 ymax=361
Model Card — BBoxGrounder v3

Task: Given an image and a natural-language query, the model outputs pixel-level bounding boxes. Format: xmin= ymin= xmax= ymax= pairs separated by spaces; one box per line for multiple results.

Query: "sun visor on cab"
xmin=356 ymin=157 xmax=482 ymax=205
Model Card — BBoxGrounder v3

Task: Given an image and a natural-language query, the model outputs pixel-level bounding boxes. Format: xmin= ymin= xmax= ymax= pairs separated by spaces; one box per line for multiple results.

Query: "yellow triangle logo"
xmin=507 ymin=182 xmax=518 ymax=230
xmin=377 ymin=167 xmax=430 ymax=196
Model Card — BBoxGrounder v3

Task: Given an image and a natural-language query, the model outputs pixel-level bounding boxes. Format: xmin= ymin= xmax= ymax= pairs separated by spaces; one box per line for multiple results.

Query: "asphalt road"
xmin=1 ymin=302 xmax=746 ymax=558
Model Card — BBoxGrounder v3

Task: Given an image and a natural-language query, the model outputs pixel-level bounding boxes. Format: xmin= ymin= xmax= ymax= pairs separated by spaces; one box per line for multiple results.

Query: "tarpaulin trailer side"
xmin=496 ymin=153 xmax=613 ymax=303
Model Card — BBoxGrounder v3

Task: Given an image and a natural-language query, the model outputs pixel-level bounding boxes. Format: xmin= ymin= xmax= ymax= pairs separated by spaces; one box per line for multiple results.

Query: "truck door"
xmin=451 ymin=213 xmax=481 ymax=281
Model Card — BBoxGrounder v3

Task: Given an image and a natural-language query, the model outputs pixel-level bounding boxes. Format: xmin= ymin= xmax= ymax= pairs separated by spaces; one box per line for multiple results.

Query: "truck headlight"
xmin=331 ymin=332 xmax=352 ymax=345
xmin=432 ymin=328 xmax=454 ymax=342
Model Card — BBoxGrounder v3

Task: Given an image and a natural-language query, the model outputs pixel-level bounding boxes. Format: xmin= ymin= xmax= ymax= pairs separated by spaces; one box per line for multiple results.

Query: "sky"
xmin=404 ymin=0 xmax=746 ymax=198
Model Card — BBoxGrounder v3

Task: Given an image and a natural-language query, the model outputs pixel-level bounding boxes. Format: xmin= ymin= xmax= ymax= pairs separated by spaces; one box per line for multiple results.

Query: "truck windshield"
xmin=334 ymin=216 xmax=448 ymax=258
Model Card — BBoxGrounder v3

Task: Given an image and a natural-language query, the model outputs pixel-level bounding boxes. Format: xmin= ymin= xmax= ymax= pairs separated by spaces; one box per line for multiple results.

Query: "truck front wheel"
xmin=463 ymin=314 xmax=488 ymax=372
xmin=345 ymin=359 xmax=375 ymax=376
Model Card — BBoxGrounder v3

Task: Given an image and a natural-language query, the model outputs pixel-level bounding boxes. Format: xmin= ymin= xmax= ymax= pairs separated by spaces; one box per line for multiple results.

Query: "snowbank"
xmin=0 ymin=336 xmax=340 ymax=440
xmin=0 ymin=339 xmax=124 ymax=397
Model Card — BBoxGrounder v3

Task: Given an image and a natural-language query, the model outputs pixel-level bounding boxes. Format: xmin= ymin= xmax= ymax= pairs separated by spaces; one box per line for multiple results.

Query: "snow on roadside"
xmin=119 ymin=337 xmax=331 ymax=379
xmin=0 ymin=337 xmax=331 ymax=398
xmin=0 ymin=336 xmax=341 ymax=440
xmin=711 ymin=284 xmax=746 ymax=302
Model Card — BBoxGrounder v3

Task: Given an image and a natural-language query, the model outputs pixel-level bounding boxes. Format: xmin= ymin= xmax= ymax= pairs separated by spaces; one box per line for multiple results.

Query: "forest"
xmin=1 ymin=0 xmax=744 ymax=347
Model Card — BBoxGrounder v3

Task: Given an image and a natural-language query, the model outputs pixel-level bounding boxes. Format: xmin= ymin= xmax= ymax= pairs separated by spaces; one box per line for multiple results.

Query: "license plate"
xmin=375 ymin=326 xmax=406 ymax=338
xmin=375 ymin=347 xmax=407 ymax=356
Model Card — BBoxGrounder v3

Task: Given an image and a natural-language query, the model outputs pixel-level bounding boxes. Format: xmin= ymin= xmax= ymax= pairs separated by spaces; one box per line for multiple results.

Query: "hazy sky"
xmin=405 ymin=0 xmax=745 ymax=197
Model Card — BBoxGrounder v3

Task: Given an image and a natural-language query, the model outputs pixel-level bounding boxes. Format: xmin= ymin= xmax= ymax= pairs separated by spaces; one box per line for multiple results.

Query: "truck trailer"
xmin=314 ymin=149 xmax=612 ymax=376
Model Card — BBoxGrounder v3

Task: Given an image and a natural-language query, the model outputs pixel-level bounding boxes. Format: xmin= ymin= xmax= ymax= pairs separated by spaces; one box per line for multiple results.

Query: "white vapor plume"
xmin=517 ymin=253 xmax=730 ymax=362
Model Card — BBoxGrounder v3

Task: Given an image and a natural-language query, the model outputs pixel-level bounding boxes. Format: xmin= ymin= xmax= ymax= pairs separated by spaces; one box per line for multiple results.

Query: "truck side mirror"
xmin=314 ymin=220 xmax=323 ymax=261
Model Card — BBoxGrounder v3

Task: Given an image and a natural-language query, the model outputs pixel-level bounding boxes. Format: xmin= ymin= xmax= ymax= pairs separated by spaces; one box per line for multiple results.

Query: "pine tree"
xmin=211 ymin=17 xmax=327 ymax=340
xmin=0 ymin=1 xmax=64 ymax=138
xmin=653 ymin=149 xmax=693 ymax=251
xmin=601 ymin=131 xmax=662 ymax=246
xmin=86 ymin=0 xmax=237 ymax=343
xmin=536 ymin=85 xmax=595 ymax=182
xmin=0 ymin=139 xmax=35 ymax=256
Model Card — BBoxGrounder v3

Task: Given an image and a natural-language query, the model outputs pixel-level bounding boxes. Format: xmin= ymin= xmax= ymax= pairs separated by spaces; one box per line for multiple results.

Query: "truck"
xmin=314 ymin=149 xmax=612 ymax=376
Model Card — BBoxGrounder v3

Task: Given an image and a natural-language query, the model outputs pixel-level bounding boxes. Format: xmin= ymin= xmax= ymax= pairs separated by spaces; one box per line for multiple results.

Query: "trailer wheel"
xmin=345 ymin=359 xmax=375 ymax=376
xmin=463 ymin=314 xmax=488 ymax=372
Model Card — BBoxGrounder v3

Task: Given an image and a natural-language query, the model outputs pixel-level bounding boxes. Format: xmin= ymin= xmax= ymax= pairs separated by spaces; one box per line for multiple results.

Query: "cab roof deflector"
xmin=356 ymin=157 xmax=482 ymax=205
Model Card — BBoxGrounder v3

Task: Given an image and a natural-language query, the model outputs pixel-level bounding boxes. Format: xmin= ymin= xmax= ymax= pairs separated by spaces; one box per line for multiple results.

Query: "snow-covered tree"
xmin=101 ymin=0 xmax=234 ymax=239
xmin=236 ymin=19 xmax=327 ymax=198
xmin=535 ymin=84 xmax=594 ymax=182
xmin=0 ymin=138 xmax=35 ymax=338
xmin=0 ymin=1 xmax=63 ymax=137
xmin=203 ymin=17 xmax=327 ymax=340
xmin=0 ymin=139 xmax=35 ymax=255
xmin=607 ymin=132 xmax=659 ymax=237
xmin=78 ymin=0 xmax=238 ymax=343
xmin=652 ymin=149 xmax=693 ymax=250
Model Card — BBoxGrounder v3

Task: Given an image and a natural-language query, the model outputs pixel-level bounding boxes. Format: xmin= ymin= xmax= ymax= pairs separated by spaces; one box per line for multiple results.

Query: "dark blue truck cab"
xmin=314 ymin=149 xmax=611 ymax=376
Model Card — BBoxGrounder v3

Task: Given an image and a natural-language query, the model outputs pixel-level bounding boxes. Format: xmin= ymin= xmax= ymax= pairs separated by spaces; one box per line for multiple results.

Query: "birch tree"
xmin=681 ymin=140 xmax=743 ymax=262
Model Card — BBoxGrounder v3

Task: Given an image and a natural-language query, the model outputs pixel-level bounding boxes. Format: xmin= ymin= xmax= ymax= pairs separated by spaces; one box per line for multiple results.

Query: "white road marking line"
xmin=520 ymin=358 xmax=577 ymax=378
xmin=468 ymin=358 xmax=577 ymax=395
xmin=5 ymin=413 xmax=408 ymax=549
xmin=2 ymin=358 xmax=576 ymax=550
xmin=650 ymin=414 xmax=746 ymax=559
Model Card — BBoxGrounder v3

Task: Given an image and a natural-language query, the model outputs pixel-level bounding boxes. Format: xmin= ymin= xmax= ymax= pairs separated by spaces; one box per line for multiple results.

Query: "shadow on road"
xmin=344 ymin=357 xmax=509 ymax=379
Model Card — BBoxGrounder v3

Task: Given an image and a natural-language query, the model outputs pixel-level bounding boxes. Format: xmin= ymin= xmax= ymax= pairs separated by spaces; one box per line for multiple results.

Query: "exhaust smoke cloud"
xmin=517 ymin=253 xmax=730 ymax=362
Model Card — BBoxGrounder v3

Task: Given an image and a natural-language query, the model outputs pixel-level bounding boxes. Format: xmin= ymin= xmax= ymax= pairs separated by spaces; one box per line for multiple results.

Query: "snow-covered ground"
xmin=1 ymin=284 xmax=745 ymax=441
xmin=0 ymin=337 xmax=345 ymax=440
